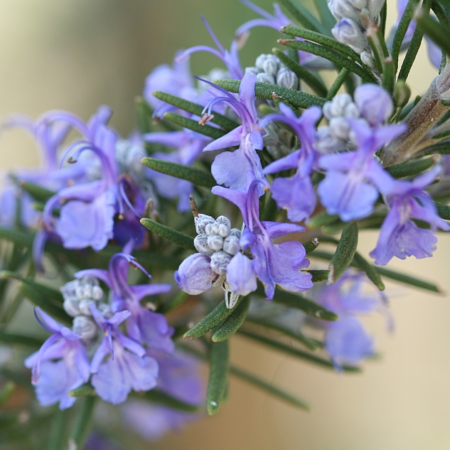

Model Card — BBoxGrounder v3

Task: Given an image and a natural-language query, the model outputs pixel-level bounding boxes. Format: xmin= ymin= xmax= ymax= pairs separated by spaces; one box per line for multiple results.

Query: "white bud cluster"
xmin=194 ymin=214 xmax=241 ymax=275
xmin=329 ymin=0 xmax=384 ymax=71
xmin=116 ymin=140 xmax=147 ymax=181
xmin=61 ymin=276 xmax=107 ymax=341
xmin=314 ymin=93 xmax=361 ymax=153
xmin=246 ymin=54 xmax=299 ymax=90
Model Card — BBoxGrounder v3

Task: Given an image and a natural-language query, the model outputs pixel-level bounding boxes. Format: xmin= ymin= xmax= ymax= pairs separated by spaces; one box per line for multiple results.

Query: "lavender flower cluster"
xmin=1 ymin=0 xmax=450 ymax=446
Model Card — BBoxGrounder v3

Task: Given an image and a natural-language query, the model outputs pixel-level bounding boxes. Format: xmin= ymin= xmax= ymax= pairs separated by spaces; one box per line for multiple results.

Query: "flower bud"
xmin=210 ymin=251 xmax=232 ymax=275
xmin=217 ymin=223 xmax=230 ymax=237
xmin=229 ymin=228 xmax=242 ymax=238
xmin=255 ymin=54 xmax=269 ymax=70
xmin=245 ymin=66 xmax=261 ymax=76
xmin=314 ymin=126 xmax=347 ymax=153
xmin=223 ymin=235 xmax=241 ymax=256
xmin=332 ymin=18 xmax=368 ymax=54
xmin=329 ymin=117 xmax=351 ymax=140
xmin=354 ymin=84 xmax=393 ymax=126
xmin=79 ymin=299 xmax=94 ymax=316
xmin=216 ymin=216 xmax=231 ymax=229
xmin=73 ymin=315 xmax=97 ymax=341
xmin=343 ymin=102 xmax=360 ymax=118
xmin=194 ymin=234 xmax=214 ymax=255
xmin=194 ymin=214 xmax=215 ymax=234
xmin=63 ymin=298 xmax=81 ymax=317
xmin=256 ymin=72 xmax=275 ymax=85
xmin=276 ymin=68 xmax=298 ymax=90
xmin=92 ymin=285 xmax=104 ymax=301
xmin=323 ymin=93 xmax=352 ymax=119
xmin=360 ymin=51 xmax=376 ymax=69
xmin=262 ymin=55 xmax=279 ymax=77
xmin=207 ymin=234 xmax=224 ymax=251
xmin=226 ymin=253 xmax=257 ymax=296
xmin=175 ymin=253 xmax=218 ymax=295
xmin=98 ymin=303 xmax=113 ymax=319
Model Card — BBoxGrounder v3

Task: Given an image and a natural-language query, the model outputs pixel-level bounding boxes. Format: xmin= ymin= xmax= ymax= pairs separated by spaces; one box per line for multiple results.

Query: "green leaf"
xmin=419 ymin=141 xmax=450 ymax=156
xmin=141 ymin=389 xmax=200 ymax=412
xmin=306 ymin=269 xmax=330 ymax=282
xmin=212 ymin=296 xmax=250 ymax=342
xmin=238 ymin=329 xmax=361 ymax=372
xmin=230 ymin=364 xmax=309 ymax=410
xmin=272 ymin=48 xmax=328 ymax=97
xmin=0 ymin=381 xmax=15 ymax=407
xmin=153 ymin=91 xmax=238 ymax=131
xmin=326 ymin=68 xmax=350 ymax=100
xmin=46 ymin=409 xmax=71 ymax=450
xmin=278 ymin=0 xmax=330 ymax=35
xmin=278 ymin=39 xmax=377 ymax=83
xmin=158 ymin=290 xmax=189 ymax=313
xmin=69 ymin=384 xmax=96 ymax=397
xmin=385 ymin=156 xmax=438 ymax=178
xmin=213 ymin=79 xmax=326 ymax=109
xmin=141 ymin=156 xmax=216 ymax=188
xmin=303 ymin=237 xmax=320 ymax=254
xmin=416 ymin=7 xmax=450 ymax=56
xmin=207 ymin=341 xmax=229 ymax=415
xmin=140 ymin=218 xmax=195 ymax=251
xmin=184 ymin=298 xmax=242 ymax=340
xmin=163 ymin=112 xmax=226 ymax=140
xmin=253 ymin=284 xmax=338 ymax=321
xmin=0 ymin=227 xmax=34 ymax=247
xmin=245 ymin=316 xmax=321 ymax=350
xmin=310 ymin=250 xmax=441 ymax=292
xmin=353 ymin=252 xmax=385 ymax=291
xmin=0 ymin=331 xmax=43 ymax=347
xmin=328 ymin=222 xmax=359 ymax=283
xmin=398 ymin=0 xmax=432 ymax=81
xmin=69 ymin=396 xmax=96 ymax=450
xmin=391 ymin=0 xmax=419 ymax=69
xmin=435 ymin=201 xmax=450 ymax=220
xmin=281 ymin=25 xmax=362 ymax=62
xmin=19 ymin=181 xmax=55 ymax=203
xmin=313 ymin=0 xmax=336 ymax=30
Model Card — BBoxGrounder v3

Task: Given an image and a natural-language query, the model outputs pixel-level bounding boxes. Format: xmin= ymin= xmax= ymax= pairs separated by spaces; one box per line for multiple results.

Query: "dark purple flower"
xmin=318 ymin=119 xmax=405 ymax=221
xmin=370 ymin=166 xmax=450 ymax=265
xmin=262 ymin=104 xmax=321 ymax=222
xmin=75 ymin=249 xmax=174 ymax=353
xmin=201 ymin=72 xmax=267 ymax=193
xmin=213 ymin=172 xmax=313 ymax=299
xmin=24 ymin=308 xmax=89 ymax=409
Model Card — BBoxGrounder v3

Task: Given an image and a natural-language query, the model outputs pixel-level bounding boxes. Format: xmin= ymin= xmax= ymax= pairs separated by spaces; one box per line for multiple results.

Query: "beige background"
xmin=0 ymin=1 xmax=448 ymax=449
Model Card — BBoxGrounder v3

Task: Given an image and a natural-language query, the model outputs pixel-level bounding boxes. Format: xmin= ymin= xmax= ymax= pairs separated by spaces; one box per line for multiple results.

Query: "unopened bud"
xmin=73 ymin=315 xmax=97 ymax=341
xmin=262 ymin=55 xmax=279 ymax=77
xmin=360 ymin=51 xmax=376 ymax=69
xmin=207 ymin=234 xmax=224 ymax=251
xmin=194 ymin=214 xmax=215 ymax=234
xmin=63 ymin=298 xmax=81 ymax=317
xmin=79 ymin=300 xmax=94 ymax=316
xmin=332 ymin=18 xmax=368 ymax=54
xmin=210 ymin=251 xmax=232 ymax=275
xmin=276 ymin=68 xmax=298 ymax=90
xmin=194 ymin=234 xmax=214 ymax=255
xmin=323 ymin=93 xmax=353 ymax=119
xmin=256 ymin=72 xmax=275 ymax=85
xmin=229 ymin=228 xmax=242 ymax=238
xmin=223 ymin=235 xmax=241 ymax=256
xmin=329 ymin=117 xmax=351 ymax=140
xmin=216 ymin=216 xmax=231 ymax=229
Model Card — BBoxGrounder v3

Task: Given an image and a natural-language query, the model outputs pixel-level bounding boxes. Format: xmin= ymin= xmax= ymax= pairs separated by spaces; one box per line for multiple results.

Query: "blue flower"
xmin=75 ymin=247 xmax=174 ymax=353
xmin=24 ymin=308 xmax=90 ymax=410
xmin=370 ymin=166 xmax=450 ymax=265
xmin=262 ymin=104 xmax=321 ymax=222
xmin=200 ymin=72 xmax=268 ymax=193
xmin=213 ymin=172 xmax=312 ymax=299
xmin=318 ymin=119 xmax=405 ymax=221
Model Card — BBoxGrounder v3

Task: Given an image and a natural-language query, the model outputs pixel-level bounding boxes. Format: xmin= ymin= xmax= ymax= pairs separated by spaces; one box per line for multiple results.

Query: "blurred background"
xmin=0 ymin=1 xmax=449 ymax=449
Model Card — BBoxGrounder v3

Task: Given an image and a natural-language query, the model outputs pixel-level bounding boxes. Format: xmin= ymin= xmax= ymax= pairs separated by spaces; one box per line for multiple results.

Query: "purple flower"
xmin=89 ymin=304 xmax=159 ymax=405
xmin=201 ymin=72 xmax=267 ymax=193
xmin=315 ymin=271 xmax=390 ymax=369
xmin=354 ymin=84 xmax=394 ymax=127
xmin=262 ymin=104 xmax=321 ymax=222
xmin=370 ymin=166 xmax=450 ymax=265
xmin=75 ymin=249 xmax=174 ymax=353
xmin=24 ymin=308 xmax=89 ymax=410
xmin=213 ymin=172 xmax=313 ymax=299
xmin=177 ymin=16 xmax=243 ymax=79
xmin=318 ymin=119 xmax=405 ymax=221
xmin=174 ymin=253 xmax=219 ymax=295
